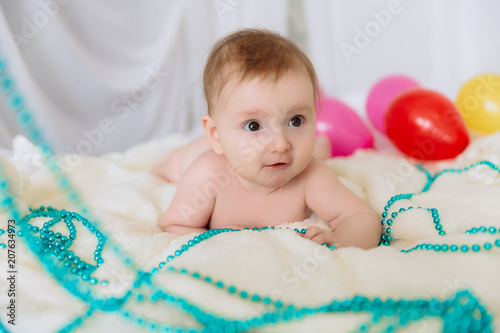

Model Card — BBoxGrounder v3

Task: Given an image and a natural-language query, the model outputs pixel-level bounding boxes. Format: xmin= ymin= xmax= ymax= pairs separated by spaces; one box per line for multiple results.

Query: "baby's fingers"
xmin=301 ymin=226 xmax=324 ymax=240
xmin=299 ymin=227 xmax=342 ymax=248
xmin=311 ymin=234 xmax=342 ymax=248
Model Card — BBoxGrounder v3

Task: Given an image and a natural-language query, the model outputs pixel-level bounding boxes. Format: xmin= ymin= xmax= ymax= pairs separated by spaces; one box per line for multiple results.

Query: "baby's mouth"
xmin=265 ymin=162 xmax=288 ymax=168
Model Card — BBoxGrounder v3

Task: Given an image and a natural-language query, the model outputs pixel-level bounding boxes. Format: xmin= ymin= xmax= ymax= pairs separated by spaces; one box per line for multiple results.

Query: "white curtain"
xmin=0 ymin=0 xmax=288 ymax=154
xmin=1 ymin=0 xmax=499 ymax=154
xmin=303 ymin=0 xmax=500 ymax=111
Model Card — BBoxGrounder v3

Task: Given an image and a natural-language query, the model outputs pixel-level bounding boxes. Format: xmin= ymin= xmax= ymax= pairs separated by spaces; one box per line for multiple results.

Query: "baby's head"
xmin=201 ymin=29 xmax=321 ymax=189
xmin=203 ymin=28 xmax=319 ymax=116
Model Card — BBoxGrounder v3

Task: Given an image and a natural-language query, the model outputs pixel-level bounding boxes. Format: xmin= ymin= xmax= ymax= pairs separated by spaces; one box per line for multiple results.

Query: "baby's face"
xmin=212 ymin=70 xmax=316 ymax=190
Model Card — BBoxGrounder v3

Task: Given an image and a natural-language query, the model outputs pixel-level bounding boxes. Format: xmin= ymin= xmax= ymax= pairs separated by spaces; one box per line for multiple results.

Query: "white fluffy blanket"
xmin=1 ymin=133 xmax=500 ymax=333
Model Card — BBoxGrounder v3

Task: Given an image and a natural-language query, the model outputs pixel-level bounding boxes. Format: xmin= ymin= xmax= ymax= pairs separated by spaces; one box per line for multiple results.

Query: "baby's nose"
xmin=268 ymin=131 xmax=290 ymax=153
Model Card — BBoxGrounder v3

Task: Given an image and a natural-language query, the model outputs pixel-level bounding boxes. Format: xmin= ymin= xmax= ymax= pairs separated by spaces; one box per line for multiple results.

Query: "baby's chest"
xmin=209 ymin=187 xmax=311 ymax=229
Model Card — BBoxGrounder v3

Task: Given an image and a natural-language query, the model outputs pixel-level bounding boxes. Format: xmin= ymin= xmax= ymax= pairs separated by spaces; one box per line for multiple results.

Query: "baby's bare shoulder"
xmin=303 ymin=157 xmax=337 ymax=178
xmin=185 ymin=150 xmax=228 ymax=178
xmin=301 ymin=157 xmax=341 ymax=189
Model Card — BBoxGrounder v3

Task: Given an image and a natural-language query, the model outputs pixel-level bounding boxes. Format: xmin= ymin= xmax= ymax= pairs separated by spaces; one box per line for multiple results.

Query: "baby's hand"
xmin=301 ymin=226 xmax=342 ymax=248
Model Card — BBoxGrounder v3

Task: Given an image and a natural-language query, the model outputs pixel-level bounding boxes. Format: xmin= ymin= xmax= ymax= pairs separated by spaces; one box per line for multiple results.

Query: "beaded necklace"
xmin=380 ymin=161 xmax=500 ymax=253
xmin=0 ymin=54 xmax=495 ymax=332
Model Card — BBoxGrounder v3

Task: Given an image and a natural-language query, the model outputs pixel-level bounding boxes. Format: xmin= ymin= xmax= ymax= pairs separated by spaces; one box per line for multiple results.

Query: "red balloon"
xmin=385 ymin=89 xmax=469 ymax=160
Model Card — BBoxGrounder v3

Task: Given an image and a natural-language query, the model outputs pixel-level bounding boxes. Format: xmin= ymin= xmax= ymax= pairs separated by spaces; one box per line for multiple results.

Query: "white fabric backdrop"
xmin=0 ymin=0 xmax=499 ymax=154
xmin=0 ymin=0 xmax=288 ymax=154
xmin=303 ymin=0 xmax=500 ymax=112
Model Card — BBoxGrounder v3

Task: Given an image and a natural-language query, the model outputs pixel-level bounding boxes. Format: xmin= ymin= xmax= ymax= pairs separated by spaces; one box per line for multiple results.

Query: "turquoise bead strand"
xmin=380 ymin=205 xmax=446 ymax=246
xmin=160 ymin=265 xmax=282 ymax=309
xmin=20 ymin=207 xmax=105 ymax=283
xmin=402 ymin=226 xmax=500 ymax=254
xmin=380 ymin=161 xmax=500 ymax=250
xmin=162 ymin=226 xmax=335 ymax=264
xmin=114 ymin=289 xmax=492 ymax=333
xmin=416 ymin=160 xmax=500 ymax=193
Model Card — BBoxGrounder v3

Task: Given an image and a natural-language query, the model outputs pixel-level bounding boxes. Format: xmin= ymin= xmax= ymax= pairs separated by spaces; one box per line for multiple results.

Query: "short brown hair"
xmin=203 ymin=28 xmax=319 ymax=115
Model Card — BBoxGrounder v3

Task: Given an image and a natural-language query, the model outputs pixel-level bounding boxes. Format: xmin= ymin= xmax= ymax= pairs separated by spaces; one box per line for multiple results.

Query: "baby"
xmin=152 ymin=29 xmax=381 ymax=249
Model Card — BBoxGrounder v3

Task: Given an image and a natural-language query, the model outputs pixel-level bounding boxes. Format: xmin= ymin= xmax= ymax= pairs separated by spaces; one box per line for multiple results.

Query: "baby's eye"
xmin=243 ymin=121 xmax=261 ymax=132
xmin=289 ymin=116 xmax=304 ymax=127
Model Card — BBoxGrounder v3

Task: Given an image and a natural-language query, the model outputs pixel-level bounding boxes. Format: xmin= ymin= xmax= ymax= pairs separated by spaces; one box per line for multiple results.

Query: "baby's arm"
xmin=304 ymin=158 xmax=382 ymax=249
xmin=159 ymin=151 xmax=217 ymax=235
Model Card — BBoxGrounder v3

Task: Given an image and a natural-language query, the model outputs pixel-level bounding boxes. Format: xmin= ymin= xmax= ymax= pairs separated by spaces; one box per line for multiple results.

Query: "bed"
xmin=0 ymin=132 xmax=499 ymax=333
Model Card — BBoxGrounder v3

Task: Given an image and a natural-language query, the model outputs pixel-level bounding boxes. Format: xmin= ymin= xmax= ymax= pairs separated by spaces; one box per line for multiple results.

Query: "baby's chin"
xmin=260 ymin=168 xmax=303 ymax=188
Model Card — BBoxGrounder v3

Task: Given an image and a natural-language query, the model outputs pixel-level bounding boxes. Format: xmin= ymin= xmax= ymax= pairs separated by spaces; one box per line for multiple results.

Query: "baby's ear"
xmin=202 ymin=115 xmax=224 ymax=154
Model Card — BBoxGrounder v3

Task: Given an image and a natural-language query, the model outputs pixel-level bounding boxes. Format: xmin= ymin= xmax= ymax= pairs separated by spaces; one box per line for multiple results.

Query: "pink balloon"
xmin=316 ymin=97 xmax=374 ymax=157
xmin=366 ymin=75 xmax=420 ymax=133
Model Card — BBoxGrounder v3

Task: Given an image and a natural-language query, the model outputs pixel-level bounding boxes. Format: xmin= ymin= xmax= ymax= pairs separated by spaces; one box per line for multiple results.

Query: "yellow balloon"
xmin=456 ymin=73 xmax=500 ymax=134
